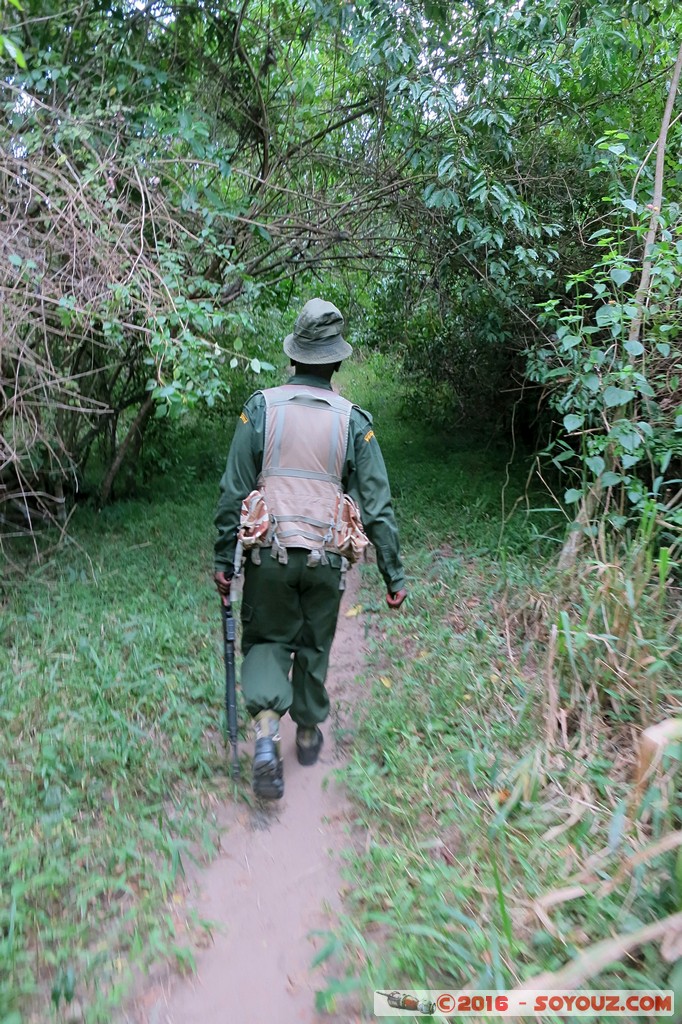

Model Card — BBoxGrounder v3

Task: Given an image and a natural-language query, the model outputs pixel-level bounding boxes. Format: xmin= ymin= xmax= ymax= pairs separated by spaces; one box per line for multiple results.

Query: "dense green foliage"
xmin=0 ymin=0 xmax=402 ymax=527
xmin=2 ymin=0 xmax=682 ymax=548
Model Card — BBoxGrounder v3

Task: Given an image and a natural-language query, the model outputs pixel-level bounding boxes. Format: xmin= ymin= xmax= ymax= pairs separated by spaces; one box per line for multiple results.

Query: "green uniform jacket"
xmin=214 ymin=374 xmax=406 ymax=593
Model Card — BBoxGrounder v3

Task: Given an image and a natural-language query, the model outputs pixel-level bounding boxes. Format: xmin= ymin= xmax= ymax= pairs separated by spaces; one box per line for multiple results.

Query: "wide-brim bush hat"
xmin=283 ymin=298 xmax=353 ymax=364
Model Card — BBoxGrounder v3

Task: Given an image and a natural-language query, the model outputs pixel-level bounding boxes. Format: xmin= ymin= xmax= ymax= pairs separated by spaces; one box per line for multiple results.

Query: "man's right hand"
xmin=386 ymin=588 xmax=407 ymax=610
xmin=214 ymin=570 xmax=233 ymax=605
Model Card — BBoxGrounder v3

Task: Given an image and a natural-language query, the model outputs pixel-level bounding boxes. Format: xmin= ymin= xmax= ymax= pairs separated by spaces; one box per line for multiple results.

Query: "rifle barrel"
xmin=222 ymin=602 xmax=240 ymax=778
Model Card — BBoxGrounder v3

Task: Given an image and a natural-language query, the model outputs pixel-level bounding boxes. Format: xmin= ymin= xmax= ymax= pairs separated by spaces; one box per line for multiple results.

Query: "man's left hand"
xmin=386 ymin=588 xmax=407 ymax=609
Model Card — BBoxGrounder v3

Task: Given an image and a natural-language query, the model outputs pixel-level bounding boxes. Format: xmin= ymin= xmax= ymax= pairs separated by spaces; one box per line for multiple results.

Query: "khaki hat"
xmin=283 ymin=298 xmax=353 ymax=364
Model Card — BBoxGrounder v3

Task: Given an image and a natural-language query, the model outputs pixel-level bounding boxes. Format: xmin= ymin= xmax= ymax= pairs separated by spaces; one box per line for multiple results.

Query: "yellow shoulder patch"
xmin=364 ymin=429 xmax=375 ymax=443
xmin=239 ymin=411 xmax=248 ymax=424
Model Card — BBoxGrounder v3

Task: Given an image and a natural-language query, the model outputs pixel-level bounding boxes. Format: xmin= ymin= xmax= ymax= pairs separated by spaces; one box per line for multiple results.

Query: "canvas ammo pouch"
xmin=235 ymin=385 xmax=368 ymax=575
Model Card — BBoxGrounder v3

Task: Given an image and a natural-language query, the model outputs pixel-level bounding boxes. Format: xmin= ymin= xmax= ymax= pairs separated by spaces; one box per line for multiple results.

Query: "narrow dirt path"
xmin=125 ymin=570 xmax=365 ymax=1024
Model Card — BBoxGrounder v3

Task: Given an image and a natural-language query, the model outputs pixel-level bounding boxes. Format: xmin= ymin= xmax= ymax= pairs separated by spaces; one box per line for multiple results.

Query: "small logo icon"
xmin=377 ymin=991 xmax=436 ymax=1014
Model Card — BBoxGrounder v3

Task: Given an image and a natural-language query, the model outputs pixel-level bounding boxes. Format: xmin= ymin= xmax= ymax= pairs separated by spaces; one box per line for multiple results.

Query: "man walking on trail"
xmin=214 ymin=298 xmax=407 ymax=800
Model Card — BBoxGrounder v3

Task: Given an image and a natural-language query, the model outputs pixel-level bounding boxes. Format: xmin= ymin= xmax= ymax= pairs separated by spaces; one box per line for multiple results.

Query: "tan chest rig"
xmin=235 ymin=385 xmax=369 ymax=587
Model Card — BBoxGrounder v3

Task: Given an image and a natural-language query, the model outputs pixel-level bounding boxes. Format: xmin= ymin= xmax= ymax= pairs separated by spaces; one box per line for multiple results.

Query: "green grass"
xmin=0 ymin=444 xmax=233 ymax=1021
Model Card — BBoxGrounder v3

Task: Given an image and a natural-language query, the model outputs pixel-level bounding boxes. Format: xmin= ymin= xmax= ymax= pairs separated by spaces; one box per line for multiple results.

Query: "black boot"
xmin=296 ymin=725 xmax=324 ymax=766
xmin=252 ymin=710 xmax=284 ymax=800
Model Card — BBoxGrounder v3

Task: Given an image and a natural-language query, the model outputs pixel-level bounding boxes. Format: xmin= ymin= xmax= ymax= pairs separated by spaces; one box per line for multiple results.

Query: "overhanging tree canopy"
xmin=1 ymin=0 xmax=681 ymax=550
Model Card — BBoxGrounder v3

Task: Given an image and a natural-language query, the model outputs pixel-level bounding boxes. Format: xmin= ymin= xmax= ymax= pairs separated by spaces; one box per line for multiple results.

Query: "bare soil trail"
xmin=125 ymin=569 xmax=366 ymax=1024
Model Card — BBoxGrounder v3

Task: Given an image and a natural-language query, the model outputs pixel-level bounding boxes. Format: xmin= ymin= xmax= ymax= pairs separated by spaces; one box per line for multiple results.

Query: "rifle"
xmin=221 ymin=598 xmax=241 ymax=779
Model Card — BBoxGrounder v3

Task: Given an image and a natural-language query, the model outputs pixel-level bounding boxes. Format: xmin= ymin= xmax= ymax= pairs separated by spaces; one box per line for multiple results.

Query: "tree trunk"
xmin=98 ymin=392 xmax=154 ymax=507
xmin=628 ymin=40 xmax=682 ymax=350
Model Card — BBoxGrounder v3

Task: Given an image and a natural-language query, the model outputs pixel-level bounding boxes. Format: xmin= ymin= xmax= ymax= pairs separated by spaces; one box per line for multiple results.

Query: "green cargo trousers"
xmin=240 ymin=548 xmax=344 ymax=726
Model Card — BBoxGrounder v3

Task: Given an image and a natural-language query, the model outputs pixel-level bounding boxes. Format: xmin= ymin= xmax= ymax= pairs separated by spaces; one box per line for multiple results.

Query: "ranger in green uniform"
xmin=214 ymin=298 xmax=406 ymax=799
